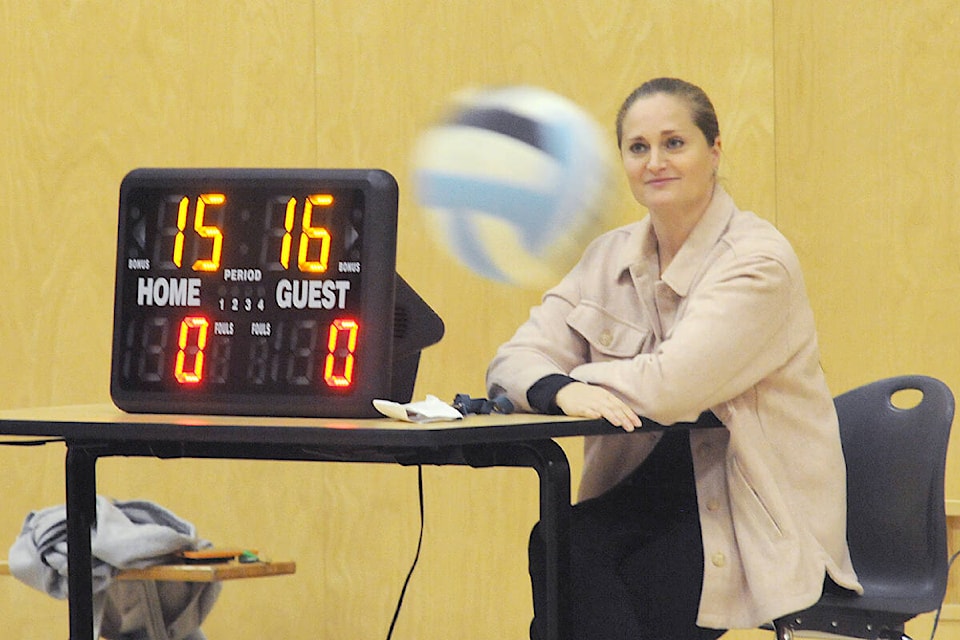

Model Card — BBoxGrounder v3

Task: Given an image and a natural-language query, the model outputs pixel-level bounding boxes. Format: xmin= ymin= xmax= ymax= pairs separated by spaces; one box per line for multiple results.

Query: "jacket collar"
xmin=628 ymin=185 xmax=736 ymax=297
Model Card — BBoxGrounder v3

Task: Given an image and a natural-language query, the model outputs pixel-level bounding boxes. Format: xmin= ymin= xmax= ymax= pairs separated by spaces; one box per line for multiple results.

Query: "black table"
xmin=0 ymin=404 xmax=721 ymax=640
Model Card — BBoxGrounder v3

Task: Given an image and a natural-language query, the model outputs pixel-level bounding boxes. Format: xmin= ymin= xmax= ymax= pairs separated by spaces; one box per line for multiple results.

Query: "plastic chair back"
xmin=773 ymin=375 xmax=954 ymax=640
xmin=836 ymin=375 xmax=953 ymax=614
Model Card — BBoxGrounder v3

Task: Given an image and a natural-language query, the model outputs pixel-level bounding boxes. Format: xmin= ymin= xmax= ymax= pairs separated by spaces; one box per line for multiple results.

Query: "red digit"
xmin=324 ymin=319 xmax=358 ymax=388
xmin=175 ymin=316 xmax=210 ymax=384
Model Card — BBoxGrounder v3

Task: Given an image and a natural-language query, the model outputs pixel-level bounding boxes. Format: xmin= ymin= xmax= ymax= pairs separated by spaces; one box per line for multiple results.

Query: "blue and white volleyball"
xmin=412 ymin=86 xmax=611 ymax=289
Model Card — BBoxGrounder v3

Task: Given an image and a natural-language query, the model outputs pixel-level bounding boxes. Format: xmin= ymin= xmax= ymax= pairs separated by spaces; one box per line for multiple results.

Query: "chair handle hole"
xmin=890 ymin=388 xmax=924 ymax=410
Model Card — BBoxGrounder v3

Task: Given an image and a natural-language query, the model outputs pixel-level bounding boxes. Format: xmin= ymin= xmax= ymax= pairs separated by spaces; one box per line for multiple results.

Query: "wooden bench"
xmin=2 ymin=557 xmax=295 ymax=639
xmin=0 ymin=557 xmax=296 ymax=582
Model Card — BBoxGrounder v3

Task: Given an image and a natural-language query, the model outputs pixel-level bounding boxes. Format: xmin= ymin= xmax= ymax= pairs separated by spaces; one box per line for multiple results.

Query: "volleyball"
xmin=411 ymin=86 xmax=611 ymax=289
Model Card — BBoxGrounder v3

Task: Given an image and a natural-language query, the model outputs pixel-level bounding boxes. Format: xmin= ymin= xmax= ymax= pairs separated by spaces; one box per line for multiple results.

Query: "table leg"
xmin=65 ymin=446 xmax=98 ymax=640
xmin=462 ymin=440 xmax=571 ymax=640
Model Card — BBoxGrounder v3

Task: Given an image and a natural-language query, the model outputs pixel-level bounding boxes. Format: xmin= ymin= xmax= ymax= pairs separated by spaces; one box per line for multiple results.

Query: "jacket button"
xmin=706 ymin=499 xmax=721 ymax=512
xmin=711 ymin=552 xmax=726 ymax=568
xmin=599 ymin=330 xmax=613 ymax=347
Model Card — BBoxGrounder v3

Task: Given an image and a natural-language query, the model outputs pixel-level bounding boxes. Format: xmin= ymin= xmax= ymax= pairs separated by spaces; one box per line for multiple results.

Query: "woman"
xmin=486 ymin=78 xmax=861 ymax=639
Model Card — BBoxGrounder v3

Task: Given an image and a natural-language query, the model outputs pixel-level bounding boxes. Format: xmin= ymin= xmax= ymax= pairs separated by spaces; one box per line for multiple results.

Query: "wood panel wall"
xmin=0 ymin=1 xmax=955 ymax=638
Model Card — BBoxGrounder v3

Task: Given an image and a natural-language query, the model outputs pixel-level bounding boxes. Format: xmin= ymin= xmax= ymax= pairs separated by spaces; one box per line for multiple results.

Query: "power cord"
xmin=386 ymin=465 xmax=425 ymax=640
xmin=929 ymin=548 xmax=960 ymax=640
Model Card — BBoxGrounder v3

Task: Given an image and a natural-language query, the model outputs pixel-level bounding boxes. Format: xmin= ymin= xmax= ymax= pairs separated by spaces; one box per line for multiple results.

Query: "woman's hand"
xmin=554 ymin=382 xmax=642 ymax=432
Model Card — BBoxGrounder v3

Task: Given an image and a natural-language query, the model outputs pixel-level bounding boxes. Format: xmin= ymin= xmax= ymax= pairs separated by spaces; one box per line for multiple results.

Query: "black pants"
xmin=528 ymin=431 xmax=726 ymax=640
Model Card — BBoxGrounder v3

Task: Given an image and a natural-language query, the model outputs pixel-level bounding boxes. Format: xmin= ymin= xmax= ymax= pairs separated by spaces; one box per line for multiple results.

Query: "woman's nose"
xmin=646 ymin=149 xmax=666 ymax=171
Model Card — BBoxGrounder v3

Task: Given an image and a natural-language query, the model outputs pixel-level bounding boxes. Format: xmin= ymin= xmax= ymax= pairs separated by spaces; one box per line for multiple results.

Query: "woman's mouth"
xmin=645 ymin=177 xmax=677 ymax=187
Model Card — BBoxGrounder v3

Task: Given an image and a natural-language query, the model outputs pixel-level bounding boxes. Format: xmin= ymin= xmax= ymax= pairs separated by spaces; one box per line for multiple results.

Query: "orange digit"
xmin=297 ymin=194 xmax=332 ymax=273
xmin=172 ymin=197 xmax=190 ymax=267
xmin=324 ymin=318 xmax=358 ymax=388
xmin=192 ymin=193 xmax=226 ymax=272
xmin=175 ymin=316 xmax=210 ymax=384
xmin=279 ymin=197 xmax=297 ymax=269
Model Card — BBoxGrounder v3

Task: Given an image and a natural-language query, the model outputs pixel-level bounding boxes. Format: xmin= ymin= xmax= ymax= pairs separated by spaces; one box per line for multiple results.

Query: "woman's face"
xmin=619 ymin=92 xmax=720 ymax=215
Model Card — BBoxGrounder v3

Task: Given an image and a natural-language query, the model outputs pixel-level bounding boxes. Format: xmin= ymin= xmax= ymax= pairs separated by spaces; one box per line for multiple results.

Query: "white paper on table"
xmin=372 ymin=394 xmax=464 ymax=423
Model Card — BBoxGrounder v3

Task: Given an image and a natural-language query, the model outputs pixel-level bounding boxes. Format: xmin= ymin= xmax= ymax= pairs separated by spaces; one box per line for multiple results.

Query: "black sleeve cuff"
xmin=527 ymin=374 xmax=578 ymax=414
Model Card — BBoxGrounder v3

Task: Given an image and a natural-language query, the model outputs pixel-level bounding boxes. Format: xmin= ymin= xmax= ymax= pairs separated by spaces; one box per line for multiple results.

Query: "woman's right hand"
xmin=554 ymin=382 xmax=642 ymax=432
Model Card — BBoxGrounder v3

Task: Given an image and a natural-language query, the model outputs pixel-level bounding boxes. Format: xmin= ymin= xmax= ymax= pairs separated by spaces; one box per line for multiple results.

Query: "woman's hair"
xmin=615 ymin=77 xmax=720 ymax=147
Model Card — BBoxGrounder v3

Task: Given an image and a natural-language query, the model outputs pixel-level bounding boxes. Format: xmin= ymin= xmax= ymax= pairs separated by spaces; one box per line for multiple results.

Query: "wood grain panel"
xmin=947 ymin=513 xmax=960 ymax=622
xmin=774 ymin=0 xmax=960 ymax=391
xmin=775 ymin=4 xmax=960 ymax=636
xmin=773 ymin=0 xmax=960 ymax=507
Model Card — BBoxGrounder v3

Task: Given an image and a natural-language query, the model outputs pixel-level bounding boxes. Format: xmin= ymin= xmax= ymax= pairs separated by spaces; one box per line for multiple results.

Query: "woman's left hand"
xmin=555 ymin=382 xmax=643 ymax=432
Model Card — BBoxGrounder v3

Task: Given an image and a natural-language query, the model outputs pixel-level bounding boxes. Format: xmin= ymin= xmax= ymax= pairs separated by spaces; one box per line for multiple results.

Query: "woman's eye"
xmin=628 ymin=141 xmax=648 ymax=154
xmin=666 ymin=137 xmax=685 ymax=150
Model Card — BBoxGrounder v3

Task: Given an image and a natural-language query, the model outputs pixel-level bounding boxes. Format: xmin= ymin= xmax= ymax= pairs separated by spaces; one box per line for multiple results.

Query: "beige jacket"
xmin=486 ymin=187 xmax=861 ymax=629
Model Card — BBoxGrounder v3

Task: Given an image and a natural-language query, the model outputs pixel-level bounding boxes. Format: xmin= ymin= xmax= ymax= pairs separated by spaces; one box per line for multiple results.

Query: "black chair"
xmin=772 ymin=375 xmax=954 ymax=640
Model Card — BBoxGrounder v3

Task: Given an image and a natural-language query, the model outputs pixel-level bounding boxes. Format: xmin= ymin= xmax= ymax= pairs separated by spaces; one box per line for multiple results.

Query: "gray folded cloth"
xmin=9 ymin=496 xmax=221 ymax=639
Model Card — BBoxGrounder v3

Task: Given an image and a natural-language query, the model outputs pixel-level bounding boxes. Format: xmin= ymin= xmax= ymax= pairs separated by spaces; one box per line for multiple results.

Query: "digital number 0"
xmin=175 ymin=316 xmax=210 ymax=384
xmin=324 ymin=318 xmax=358 ymax=388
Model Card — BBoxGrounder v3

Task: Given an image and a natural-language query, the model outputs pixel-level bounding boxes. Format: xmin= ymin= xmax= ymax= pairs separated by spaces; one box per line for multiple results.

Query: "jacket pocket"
xmin=730 ymin=455 xmax=785 ymax=539
xmin=566 ymin=302 xmax=649 ymax=359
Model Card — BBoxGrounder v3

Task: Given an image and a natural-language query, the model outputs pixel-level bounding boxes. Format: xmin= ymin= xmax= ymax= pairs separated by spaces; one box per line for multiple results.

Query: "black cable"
xmin=386 ymin=465 xmax=425 ymax=640
xmin=929 ymin=547 xmax=960 ymax=640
